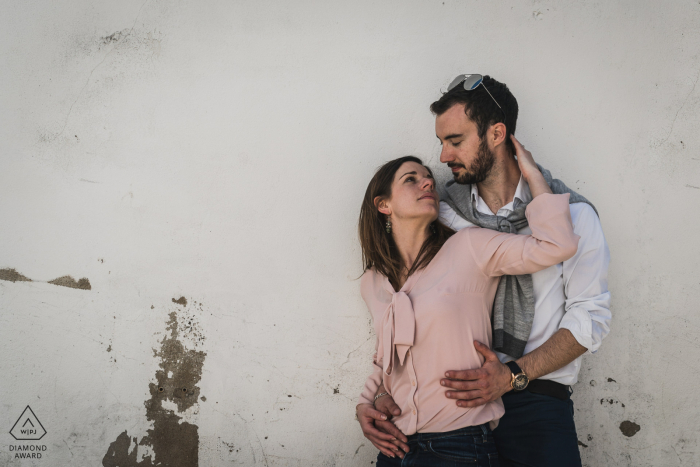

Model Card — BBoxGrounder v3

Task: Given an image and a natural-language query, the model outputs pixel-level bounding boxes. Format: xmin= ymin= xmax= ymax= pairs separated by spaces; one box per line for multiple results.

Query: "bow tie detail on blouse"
xmin=377 ymin=290 xmax=416 ymax=376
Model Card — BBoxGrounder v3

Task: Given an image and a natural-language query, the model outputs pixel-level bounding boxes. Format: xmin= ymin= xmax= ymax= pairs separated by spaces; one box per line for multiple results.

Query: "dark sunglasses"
xmin=447 ymin=74 xmax=506 ymax=123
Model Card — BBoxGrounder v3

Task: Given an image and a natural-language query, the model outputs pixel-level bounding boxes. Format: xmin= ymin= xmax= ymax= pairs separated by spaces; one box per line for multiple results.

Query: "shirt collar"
xmin=470 ymin=182 xmax=480 ymax=203
xmin=513 ymin=175 xmax=532 ymax=205
xmin=471 ymin=175 xmax=532 ymax=214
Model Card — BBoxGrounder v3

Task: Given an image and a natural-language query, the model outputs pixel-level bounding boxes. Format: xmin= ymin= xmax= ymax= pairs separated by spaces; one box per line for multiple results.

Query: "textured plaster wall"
xmin=1 ymin=1 xmax=699 ymax=466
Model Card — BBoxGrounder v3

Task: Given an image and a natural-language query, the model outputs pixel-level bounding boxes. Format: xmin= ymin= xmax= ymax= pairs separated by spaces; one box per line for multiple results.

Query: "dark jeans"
xmin=493 ymin=390 xmax=582 ymax=467
xmin=376 ymin=424 xmax=499 ymax=467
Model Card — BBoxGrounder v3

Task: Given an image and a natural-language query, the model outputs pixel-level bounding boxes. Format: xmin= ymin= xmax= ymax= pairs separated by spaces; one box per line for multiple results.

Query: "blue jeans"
xmin=493 ymin=390 xmax=582 ymax=467
xmin=376 ymin=424 xmax=500 ymax=467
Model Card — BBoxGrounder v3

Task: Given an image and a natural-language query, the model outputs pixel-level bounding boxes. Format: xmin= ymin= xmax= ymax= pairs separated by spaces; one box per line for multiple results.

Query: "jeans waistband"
xmin=406 ymin=423 xmax=491 ymax=443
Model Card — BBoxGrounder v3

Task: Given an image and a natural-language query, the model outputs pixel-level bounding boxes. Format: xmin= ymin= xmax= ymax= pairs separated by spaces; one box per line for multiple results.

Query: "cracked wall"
xmin=1 ymin=1 xmax=700 ymax=466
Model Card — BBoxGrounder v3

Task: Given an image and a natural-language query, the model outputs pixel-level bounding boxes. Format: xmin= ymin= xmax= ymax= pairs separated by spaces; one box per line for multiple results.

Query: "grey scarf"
xmin=441 ymin=164 xmax=597 ymax=358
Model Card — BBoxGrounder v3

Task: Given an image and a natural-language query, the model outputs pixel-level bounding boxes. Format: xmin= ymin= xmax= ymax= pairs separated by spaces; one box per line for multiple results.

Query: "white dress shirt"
xmin=439 ymin=176 xmax=611 ymax=385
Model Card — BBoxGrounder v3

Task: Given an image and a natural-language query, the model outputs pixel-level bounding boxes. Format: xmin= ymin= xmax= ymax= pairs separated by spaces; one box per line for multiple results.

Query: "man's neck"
xmin=476 ymin=153 xmax=522 ymax=215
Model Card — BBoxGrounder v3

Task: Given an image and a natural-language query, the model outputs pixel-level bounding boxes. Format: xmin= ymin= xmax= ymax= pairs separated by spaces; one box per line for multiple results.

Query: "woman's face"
xmin=378 ymin=161 xmax=439 ymax=223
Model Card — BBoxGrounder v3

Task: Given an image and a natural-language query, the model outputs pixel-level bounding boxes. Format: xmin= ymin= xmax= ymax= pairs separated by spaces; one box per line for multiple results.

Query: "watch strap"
xmin=505 ymin=361 xmax=522 ymax=376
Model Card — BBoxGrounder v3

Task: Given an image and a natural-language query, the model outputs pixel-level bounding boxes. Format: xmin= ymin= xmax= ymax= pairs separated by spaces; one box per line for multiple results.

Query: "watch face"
xmin=513 ymin=374 xmax=529 ymax=391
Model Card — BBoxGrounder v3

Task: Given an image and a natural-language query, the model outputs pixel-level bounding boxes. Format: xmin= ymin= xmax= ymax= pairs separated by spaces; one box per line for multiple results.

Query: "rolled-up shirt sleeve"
xmin=559 ymin=204 xmax=611 ymax=353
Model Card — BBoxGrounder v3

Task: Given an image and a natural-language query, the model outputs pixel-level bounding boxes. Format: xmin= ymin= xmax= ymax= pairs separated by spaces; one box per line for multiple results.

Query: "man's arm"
xmin=442 ymin=203 xmax=611 ymax=406
xmin=517 ymin=329 xmax=586 ymax=379
xmin=441 ymin=334 xmax=585 ymax=407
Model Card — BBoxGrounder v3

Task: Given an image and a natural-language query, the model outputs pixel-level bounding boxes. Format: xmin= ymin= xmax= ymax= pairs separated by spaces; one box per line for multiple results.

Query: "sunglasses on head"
xmin=447 ymin=74 xmax=506 ymax=123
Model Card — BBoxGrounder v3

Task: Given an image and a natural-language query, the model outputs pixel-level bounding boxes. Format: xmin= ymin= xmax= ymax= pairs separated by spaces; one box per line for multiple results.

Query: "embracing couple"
xmin=354 ymin=75 xmax=611 ymax=467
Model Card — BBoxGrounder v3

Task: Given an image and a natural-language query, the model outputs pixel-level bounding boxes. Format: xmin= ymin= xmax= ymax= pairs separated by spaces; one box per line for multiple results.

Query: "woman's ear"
xmin=374 ymin=196 xmax=391 ymax=216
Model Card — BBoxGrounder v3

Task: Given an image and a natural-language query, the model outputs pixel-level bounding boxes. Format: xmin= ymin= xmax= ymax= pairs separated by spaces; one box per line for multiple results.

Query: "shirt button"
xmin=412 ymin=410 xmax=416 ymax=415
xmin=411 ymin=380 xmax=416 ymax=386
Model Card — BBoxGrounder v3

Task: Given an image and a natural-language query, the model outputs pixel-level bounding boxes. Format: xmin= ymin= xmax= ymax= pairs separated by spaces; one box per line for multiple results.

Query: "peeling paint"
xmin=172 ymin=296 xmax=187 ymax=306
xmin=0 ymin=268 xmax=32 ymax=283
xmin=0 ymin=269 xmax=93 ymax=290
xmin=619 ymin=421 xmax=641 ymax=437
xmin=103 ymin=432 xmax=138 ymax=465
xmin=48 ymin=275 xmax=91 ymax=290
xmin=102 ymin=303 xmax=206 ymax=467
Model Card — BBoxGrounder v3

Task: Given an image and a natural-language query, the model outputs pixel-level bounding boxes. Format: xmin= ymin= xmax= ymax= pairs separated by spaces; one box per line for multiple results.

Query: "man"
xmin=356 ymin=75 xmax=611 ymax=466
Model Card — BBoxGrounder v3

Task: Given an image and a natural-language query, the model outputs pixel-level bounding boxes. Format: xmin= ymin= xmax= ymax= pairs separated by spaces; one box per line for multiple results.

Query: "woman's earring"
xmin=385 ymin=218 xmax=392 ymax=234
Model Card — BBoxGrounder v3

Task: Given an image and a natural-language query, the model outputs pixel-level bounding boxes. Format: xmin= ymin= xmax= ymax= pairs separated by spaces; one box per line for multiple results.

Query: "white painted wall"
xmin=1 ymin=1 xmax=699 ymax=465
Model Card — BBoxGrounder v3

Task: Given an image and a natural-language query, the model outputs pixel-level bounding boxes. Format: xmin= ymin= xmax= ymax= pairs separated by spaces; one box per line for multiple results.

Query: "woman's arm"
xmin=355 ymin=274 xmax=407 ymax=458
xmin=466 ymin=137 xmax=580 ymax=277
xmin=356 ymin=353 xmax=407 ymax=458
xmin=468 ymin=196 xmax=579 ymax=277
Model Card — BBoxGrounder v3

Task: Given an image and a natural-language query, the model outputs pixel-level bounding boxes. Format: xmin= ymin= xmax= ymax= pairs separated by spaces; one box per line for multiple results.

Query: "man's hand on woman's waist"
xmin=441 ymin=341 xmax=513 ymax=407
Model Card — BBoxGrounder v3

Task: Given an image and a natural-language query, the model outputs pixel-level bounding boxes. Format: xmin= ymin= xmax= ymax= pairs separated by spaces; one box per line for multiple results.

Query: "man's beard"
xmin=452 ymin=138 xmax=496 ymax=185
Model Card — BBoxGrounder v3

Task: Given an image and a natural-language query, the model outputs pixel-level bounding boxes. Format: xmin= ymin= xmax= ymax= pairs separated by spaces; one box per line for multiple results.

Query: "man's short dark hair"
xmin=430 ymin=75 xmax=519 ymax=154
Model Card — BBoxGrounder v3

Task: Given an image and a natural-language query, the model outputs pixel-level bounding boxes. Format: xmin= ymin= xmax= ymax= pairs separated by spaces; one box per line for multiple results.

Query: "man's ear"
xmin=374 ymin=196 xmax=391 ymax=216
xmin=490 ymin=122 xmax=507 ymax=148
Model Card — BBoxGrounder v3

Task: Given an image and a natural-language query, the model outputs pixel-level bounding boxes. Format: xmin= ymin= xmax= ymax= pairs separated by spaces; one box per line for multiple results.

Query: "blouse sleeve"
xmin=357 ymin=271 xmax=384 ymax=405
xmin=358 ymin=345 xmax=384 ymax=405
xmin=466 ymin=193 xmax=580 ymax=277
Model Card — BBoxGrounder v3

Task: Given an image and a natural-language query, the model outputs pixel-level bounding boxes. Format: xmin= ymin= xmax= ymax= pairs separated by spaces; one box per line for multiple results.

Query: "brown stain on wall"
xmin=172 ymin=296 xmax=187 ymax=306
xmin=102 ymin=304 xmax=206 ymax=467
xmin=619 ymin=421 xmax=641 ymax=437
xmin=0 ymin=268 xmax=32 ymax=282
xmin=48 ymin=275 xmax=92 ymax=290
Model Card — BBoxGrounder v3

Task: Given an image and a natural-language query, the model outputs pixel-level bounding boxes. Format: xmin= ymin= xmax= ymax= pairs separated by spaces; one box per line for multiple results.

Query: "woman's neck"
xmin=391 ymin=218 xmax=431 ymax=285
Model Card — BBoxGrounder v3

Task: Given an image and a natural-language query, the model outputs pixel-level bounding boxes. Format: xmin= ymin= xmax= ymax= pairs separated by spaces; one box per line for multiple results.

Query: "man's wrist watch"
xmin=505 ymin=361 xmax=529 ymax=391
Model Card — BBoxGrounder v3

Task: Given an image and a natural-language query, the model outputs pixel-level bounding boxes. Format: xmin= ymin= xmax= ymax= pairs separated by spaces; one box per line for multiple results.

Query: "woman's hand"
xmin=356 ymin=403 xmax=408 ymax=458
xmin=512 ymin=135 xmax=538 ymax=182
xmin=373 ymin=392 xmax=409 ymax=456
xmin=511 ymin=135 xmax=552 ymax=197
xmin=374 ymin=390 xmax=402 ymax=419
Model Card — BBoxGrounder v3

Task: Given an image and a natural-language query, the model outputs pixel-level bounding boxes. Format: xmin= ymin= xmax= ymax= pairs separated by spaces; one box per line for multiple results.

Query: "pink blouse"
xmin=358 ymin=193 xmax=580 ymax=435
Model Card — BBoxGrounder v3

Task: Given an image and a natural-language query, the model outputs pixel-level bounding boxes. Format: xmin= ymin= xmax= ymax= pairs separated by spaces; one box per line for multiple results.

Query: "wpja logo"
xmin=8 ymin=406 xmax=47 ymax=460
xmin=10 ymin=406 xmax=46 ymax=441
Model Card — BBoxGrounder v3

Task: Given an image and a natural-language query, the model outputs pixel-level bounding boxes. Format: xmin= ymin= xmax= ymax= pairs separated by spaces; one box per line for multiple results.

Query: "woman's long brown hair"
xmin=358 ymin=156 xmax=455 ymax=291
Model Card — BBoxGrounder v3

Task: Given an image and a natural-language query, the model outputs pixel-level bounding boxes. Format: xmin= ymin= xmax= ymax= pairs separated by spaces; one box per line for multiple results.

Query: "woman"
xmin=354 ymin=138 xmax=580 ymax=466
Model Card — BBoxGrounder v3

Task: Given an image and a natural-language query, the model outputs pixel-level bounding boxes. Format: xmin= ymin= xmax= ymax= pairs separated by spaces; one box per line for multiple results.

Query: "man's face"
xmin=435 ymin=103 xmax=495 ymax=185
